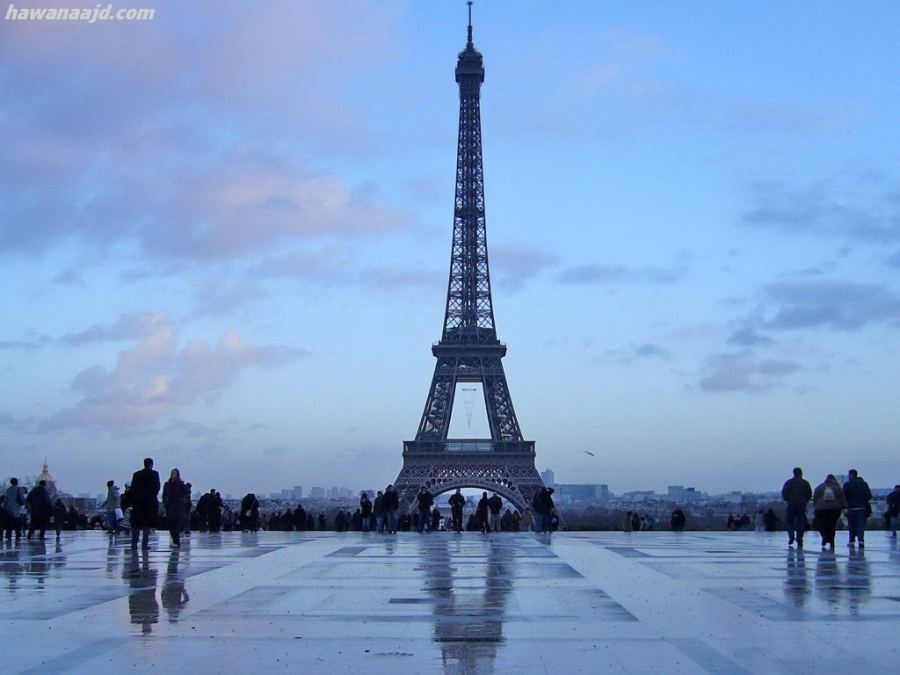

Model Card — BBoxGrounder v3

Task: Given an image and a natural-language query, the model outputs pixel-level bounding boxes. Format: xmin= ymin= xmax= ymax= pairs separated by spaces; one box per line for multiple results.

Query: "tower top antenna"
xmin=467 ymin=1 xmax=473 ymax=46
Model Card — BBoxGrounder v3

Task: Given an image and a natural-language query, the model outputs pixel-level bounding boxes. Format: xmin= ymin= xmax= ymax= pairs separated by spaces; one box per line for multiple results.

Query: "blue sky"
xmin=1 ymin=0 xmax=898 ymax=497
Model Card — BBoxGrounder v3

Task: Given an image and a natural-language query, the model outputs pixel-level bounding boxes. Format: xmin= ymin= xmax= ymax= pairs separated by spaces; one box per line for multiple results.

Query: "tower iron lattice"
xmin=393 ymin=5 xmax=545 ymax=513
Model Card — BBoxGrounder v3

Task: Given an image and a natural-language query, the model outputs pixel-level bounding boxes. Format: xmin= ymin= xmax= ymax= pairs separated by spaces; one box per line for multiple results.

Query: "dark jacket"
xmin=26 ymin=484 xmax=52 ymax=518
xmin=781 ymin=476 xmax=812 ymax=505
xmin=130 ymin=467 xmax=161 ymax=528
xmin=162 ymin=480 xmax=189 ymax=521
xmin=360 ymin=495 xmax=372 ymax=517
xmin=487 ymin=495 xmax=503 ymax=515
xmin=448 ymin=492 xmax=465 ymax=511
xmin=842 ymin=476 xmax=872 ymax=510
xmin=887 ymin=489 xmax=900 ymax=516
xmin=382 ymin=489 xmax=399 ymax=512
xmin=416 ymin=490 xmax=434 ymax=513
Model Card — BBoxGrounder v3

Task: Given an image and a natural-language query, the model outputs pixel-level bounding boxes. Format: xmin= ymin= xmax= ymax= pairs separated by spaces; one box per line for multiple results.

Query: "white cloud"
xmin=42 ymin=313 xmax=307 ymax=431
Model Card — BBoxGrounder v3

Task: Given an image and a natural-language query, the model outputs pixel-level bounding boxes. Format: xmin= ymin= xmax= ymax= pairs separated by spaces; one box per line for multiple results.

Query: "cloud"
xmin=741 ymin=171 xmax=900 ymax=244
xmin=0 ymin=338 xmax=48 ymax=351
xmin=699 ymin=351 xmax=801 ymax=393
xmin=191 ymin=283 xmax=267 ymax=319
xmin=727 ymin=328 xmax=775 ymax=348
xmin=490 ymin=245 xmax=559 ymax=291
xmin=0 ymin=3 xmax=402 ymax=262
xmin=756 ymin=279 xmax=900 ymax=332
xmin=557 ymin=263 xmax=682 ymax=285
xmin=42 ymin=313 xmax=308 ymax=431
xmin=601 ymin=342 xmax=670 ymax=364
xmin=61 ymin=312 xmax=169 ymax=346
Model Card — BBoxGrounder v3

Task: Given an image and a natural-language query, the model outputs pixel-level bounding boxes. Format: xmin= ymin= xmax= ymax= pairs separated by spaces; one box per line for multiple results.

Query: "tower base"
xmin=393 ymin=440 xmax=545 ymax=513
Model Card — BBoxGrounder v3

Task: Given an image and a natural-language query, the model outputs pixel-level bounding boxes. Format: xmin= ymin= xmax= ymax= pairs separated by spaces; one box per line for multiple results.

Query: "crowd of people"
xmin=6 ymin=461 xmax=900 ymax=547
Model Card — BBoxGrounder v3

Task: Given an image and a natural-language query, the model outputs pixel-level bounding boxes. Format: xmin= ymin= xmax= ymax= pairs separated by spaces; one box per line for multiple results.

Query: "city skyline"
xmin=1 ymin=1 xmax=898 ymax=498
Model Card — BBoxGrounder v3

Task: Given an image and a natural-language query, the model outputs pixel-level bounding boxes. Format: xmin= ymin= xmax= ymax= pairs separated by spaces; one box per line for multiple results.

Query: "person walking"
xmin=448 ymin=488 xmax=465 ymax=533
xmin=103 ymin=480 xmax=121 ymax=536
xmin=886 ymin=484 xmax=900 ymax=538
xmin=781 ymin=467 xmax=812 ymax=548
xmin=812 ymin=474 xmax=846 ymax=551
xmin=3 ymin=478 xmax=26 ymax=541
xmin=843 ymin=469 xmax=872 ymax=547
xmin=162 ymin=469 xmax=189 ymax=548
xmin=25 ymin=480 xmax=53 ymax=540
xmin=130 ymin=458 xmax=161 ymax=550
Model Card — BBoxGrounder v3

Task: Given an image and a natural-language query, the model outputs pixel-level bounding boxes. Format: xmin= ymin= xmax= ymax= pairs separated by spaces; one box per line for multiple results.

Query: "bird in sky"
xmin=584 ymin=451 xmax=595 ymax=457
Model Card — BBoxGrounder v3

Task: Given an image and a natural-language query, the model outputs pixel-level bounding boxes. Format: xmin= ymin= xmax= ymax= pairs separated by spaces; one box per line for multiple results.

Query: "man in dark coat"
xmin=448 ymin=488 xmax=465 ymax=533
xmin=26 ymin=480 xmax=53 ymax=540
xmin=415 ymin=486 xmax=434 ymax=533
xmin=130 ymin=457 xmax=161 ymax=550
xmin=781 ymin=467 xmax=812 ymax=548
xmin=843 ymin=469 xmax=872 ymax=547
xmin=487 ymin=492 xmax=503 ymax=532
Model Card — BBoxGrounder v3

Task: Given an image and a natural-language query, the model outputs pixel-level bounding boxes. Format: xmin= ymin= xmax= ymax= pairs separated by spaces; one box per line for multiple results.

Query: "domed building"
xmin=35 ymin=459 xmax=58 ymax=499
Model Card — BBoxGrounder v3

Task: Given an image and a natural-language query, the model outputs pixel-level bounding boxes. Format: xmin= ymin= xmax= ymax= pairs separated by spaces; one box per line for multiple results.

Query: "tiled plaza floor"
xmin=2 ymin=529 xmax=898 ymax=674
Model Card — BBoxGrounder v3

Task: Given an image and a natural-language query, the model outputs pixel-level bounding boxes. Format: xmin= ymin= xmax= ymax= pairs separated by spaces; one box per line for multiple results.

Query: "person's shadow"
xmin=161 ymin=549 xmax=190 ymax=622
xmin=124 ymin=549 xmax=159 ymax=634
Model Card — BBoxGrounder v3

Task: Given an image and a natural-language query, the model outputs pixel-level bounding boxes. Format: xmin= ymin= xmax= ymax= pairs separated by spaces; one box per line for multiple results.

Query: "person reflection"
xmin=845 ymin=547 xmax=871 ymax=616
xmin=423 ymin=535 xmax=512 ymax=675
xmin=124 ymin=549 xmax=159 ymax=634
xmin=783 ymin=548 xmax=808 ymax=608
xmin=161 ymin=549 xmax=190 ymax=622
xmin=814 ymin=549 xmax=841 ymax=609
xmin=25 ymin=541 xmax=49 ymax=587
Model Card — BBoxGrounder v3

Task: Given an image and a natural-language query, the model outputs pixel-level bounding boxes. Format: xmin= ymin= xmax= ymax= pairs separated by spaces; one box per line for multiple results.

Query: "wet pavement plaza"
xmin=2 ymin=530 xmax=899 ymax=674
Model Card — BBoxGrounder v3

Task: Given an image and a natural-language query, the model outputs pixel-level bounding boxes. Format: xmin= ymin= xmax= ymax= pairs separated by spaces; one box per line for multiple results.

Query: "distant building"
xmin=310 ymin=487 xmax=325 ymax=499
xmin=554 ymin=484 xmax=609 ymax=504
xmin=541 ymin=468 xmax=555 ymax=487
xmin=668 ymin=485 xmax=700 ymax=502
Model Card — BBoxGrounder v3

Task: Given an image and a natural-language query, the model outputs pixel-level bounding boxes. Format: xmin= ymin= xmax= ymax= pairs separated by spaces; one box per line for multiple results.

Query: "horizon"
xmin=1 ymin=1 xmax=898 ymax=498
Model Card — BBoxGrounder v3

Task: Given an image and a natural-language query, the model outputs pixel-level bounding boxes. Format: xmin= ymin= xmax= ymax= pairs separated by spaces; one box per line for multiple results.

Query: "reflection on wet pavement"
xmin=1 ymin=530 xmax=899 ymax=674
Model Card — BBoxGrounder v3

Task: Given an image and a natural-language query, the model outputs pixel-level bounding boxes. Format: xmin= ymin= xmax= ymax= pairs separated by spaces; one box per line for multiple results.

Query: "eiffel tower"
xmin=393 ymin=3 xmax=545 ymax=512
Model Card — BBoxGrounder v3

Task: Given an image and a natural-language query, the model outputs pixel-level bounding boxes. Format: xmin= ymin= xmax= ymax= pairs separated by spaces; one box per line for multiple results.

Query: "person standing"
xmin=383 ymin=485 xmax=399 ymax=534
xmin=476 ymin=492 xmax=490 ymax=534
xmin=415 ymin=485 xmax=434 ymax=533
xmin=781 ymin=467 xmax=812 ymax=548
xmin=359 ymin=492 xmax=372 ymax=533
xmin=448 ymin=488 xmax=465 ymax=533
xmin=843 ymin=469 xmax=872 ymax=547
xmin=162 ymin=469 xmax=189 ymax=548
xmin=812 ymin=474 xmax=847 ymax=551
xmin=53 ymin=498 xmax=67 ymax=540
xmin=373 ymin=491 xmax=385 ymax=534
xmin=671 ymin=507 xmax=686 ymax=532
xmin=103 ymin=480 xmax=121 ymax=536
xmin=25 ymin=480 xmax=53 ymax=540
xmin=130 ymin=458 xmax=161 ymax=550
xmin=487 ymin=492 xmax=503 ymax=532
xmin=3 ymin=478 xmax=26 ymax=541
xmin=207 ymin=490 xmax=223 ymax=533
xmin=886 ymin=484 xmax=900 ymax=538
